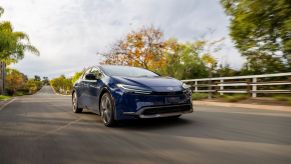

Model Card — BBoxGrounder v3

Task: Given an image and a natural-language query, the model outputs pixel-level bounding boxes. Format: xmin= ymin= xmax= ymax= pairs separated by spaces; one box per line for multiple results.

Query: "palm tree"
xmin=0 ymin=6 xmax=39 ymax=94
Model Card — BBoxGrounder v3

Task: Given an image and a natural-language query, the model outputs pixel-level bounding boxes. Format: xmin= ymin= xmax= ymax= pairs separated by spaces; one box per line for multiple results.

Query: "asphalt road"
xmin=0 ymin=86 xmax=291 ymax=164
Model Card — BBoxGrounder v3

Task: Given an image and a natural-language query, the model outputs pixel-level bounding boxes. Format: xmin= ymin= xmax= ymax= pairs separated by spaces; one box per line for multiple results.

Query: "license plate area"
xmin=165 ymin=97 xmax=180 ymax=104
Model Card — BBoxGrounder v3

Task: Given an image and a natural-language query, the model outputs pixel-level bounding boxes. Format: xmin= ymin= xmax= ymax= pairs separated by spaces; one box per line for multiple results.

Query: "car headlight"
xmin=182 ymin=83 xmax=192 ymax=96
xmin=182 ymin=83 xmax=191 ymax=89
xmin=116 ymin=84 xmax=152 ymax=94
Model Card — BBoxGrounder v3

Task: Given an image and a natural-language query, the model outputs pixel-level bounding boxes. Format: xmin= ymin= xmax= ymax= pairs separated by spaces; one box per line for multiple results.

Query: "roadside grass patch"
xmin=273 ymin=95 xmax=290 ymax=101
xmin=273 ymin=95 xmax=291 ymax=105
xmin=222 ymin=94 xmax=248 ymax=102
xmin=0 ymin=95 xmax=12 ymax=100
xmin=192 ymin=93 xmax=208 ymax=100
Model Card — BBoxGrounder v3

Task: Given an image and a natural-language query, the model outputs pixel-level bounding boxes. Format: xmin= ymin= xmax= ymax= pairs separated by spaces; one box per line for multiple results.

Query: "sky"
xmin=0 ymin=0 xmax=244 ymax=79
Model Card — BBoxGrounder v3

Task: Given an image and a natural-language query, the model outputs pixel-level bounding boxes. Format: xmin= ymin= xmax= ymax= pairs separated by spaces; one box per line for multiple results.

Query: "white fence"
xmin=181 ymin=72 xmax=291 ymax=98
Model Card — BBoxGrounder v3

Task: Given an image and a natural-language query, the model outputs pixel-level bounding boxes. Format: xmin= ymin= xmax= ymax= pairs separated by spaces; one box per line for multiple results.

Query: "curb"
xmin=193 ymin=101 xmax=291 ymax=112
xmin=0 ymin=98 xmax=16 ymax=111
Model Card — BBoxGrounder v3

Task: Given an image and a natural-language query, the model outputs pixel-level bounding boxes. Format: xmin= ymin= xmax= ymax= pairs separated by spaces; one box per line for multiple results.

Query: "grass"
xmin=192 ymin=93 xmax=209 ymax=100
xmin=222 ymin=94 xmax=249 ymax=102
xmin=0 ymin=95 xmax=12 ymax=101
xmin=273 ymin=95 xmax=291 ymax=105
xmin=272 ymin=95 xmax=290 ymax=101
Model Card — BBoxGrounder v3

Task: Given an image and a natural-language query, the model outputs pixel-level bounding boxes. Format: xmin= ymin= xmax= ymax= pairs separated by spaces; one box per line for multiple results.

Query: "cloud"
xmin=0 ymin=0 xmax=244 ymax=78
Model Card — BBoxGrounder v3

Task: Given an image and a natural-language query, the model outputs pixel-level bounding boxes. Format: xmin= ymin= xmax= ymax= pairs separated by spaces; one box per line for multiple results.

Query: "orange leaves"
xmin=98 ymin=26 xmax=166 ymax=71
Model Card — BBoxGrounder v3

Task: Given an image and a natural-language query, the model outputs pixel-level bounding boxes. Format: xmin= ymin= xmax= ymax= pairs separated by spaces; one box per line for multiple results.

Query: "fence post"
xmin=252 ymin=77 xmax=257 ymax=98
xmin=220 ymin=79 xmax=224 ymax=96
xmin=208 ymin=79 xmax=212 ymax=99
xmin=194 ymin=81 xmax=198 ymax=92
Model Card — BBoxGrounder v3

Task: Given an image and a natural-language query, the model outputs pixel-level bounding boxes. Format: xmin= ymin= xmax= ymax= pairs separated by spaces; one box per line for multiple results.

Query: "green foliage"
xmin=0 ymin=95 xmax=11 ymax=100
xmin=0 ymin=6 xmax=39 ymax=64
xmin=24 ymin=79 xmax=42 ymax=94
xmin=220 ymin=0 xmax=291 ymax=71
xmin=215 ymin=64 xmax=238 ymax=77
xmin=5 ymin=68 xmax=27 ymax=95
xmin=42 ymin=77 xmax=50 ymax=85
xmin=222 ymin=94 xmax=249 ymax=102
xmin=273 ymin=94 xmax=291 ymax=101
xmin=192 ymin=93 xmax=209 ymax=100
xmin=5 ymin=68 xmax=42 ymax=95
xmin=71 ymin=71 xmax=84 ymax=84
xmin=50 ymin=75 xmax=73 ymax=95
xmin=159 ymin=40 xmax=209 ymax=79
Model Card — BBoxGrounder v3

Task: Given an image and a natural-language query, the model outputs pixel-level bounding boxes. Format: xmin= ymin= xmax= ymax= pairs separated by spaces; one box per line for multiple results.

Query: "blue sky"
xmin=0 ymin=0 xmax=244 ymax=78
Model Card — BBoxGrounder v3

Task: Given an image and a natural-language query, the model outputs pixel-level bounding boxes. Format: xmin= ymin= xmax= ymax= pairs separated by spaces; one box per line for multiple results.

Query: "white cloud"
xmin=0 ymin=0 xmax=244 ymax=78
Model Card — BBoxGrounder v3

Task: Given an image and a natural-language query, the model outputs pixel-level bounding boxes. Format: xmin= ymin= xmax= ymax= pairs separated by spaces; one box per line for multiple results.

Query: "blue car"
xmin=72 ymin=65 xmax=193 ymax=126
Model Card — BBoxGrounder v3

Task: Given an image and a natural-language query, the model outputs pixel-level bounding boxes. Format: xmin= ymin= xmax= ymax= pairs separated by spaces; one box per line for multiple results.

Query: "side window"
xmin=90 ymin=67 xmax=103 ymax=79
xmin=82 ymin=68 xmax=91 ymax=79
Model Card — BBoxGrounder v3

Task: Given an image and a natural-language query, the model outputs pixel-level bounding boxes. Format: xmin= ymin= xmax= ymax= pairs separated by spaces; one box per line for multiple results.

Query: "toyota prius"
xmin=72 ymin=65 xmax=193 ymax=126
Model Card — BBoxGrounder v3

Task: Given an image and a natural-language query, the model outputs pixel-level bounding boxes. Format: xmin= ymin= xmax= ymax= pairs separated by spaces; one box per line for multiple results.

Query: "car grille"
xmin=142 ymin=104 xmax=191 ymax=115
xmin=151 ymin=91 xmax=184 ymax=96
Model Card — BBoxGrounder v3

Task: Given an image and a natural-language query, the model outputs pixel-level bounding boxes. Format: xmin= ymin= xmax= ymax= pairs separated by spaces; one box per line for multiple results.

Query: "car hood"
xmin=111 ymin=76 xmax=183 ymax=92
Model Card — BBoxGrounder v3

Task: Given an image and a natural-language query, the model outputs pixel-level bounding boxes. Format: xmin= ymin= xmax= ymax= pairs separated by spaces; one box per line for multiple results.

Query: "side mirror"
xmin=85 ymin=73 xmax=97 ymax=80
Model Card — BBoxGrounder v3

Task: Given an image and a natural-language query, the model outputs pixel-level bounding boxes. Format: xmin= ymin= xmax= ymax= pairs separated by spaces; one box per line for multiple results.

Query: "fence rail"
xmin=181 ymin=72 xmax=291 ymax=98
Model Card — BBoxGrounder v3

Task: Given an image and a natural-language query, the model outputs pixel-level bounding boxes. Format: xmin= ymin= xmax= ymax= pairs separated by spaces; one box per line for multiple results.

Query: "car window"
xmin=82 ymin=68 xmax=92 ymax=79
xmin=101 ymin=65 xmax=159 ymax=77
xmin=90 ymin=67 xmax=103 ymax=78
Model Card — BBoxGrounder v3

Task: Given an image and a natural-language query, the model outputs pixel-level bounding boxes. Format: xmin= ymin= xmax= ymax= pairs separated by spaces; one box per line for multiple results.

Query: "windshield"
xmin=100 ymin=65 xmax=159 ymax=77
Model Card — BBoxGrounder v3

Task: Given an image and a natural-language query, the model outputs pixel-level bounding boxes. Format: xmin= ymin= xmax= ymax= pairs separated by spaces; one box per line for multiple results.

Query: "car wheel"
xmin=72 ymin=92 xmax=83 ymax=113
xmin=100 ymin=92 xmax=116 ymax=127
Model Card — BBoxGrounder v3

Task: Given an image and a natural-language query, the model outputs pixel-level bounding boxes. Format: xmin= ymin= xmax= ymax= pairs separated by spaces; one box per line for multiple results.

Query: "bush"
xmin=50 ymin=75 xmax=73 ymax=95
xmin=0 ymin=95 xmax=12 ymax=100
xmin=273 ymin=95 xmax=289 ymax=101
xmin=192 ymin=93 xmax=209 ymax=100
xmin=222 ymin=94 xmax=248 ymax=102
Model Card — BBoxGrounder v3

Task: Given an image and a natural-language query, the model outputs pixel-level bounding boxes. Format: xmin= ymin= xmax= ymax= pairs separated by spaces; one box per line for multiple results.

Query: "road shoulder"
xmin=0 ymin=98 xmax=15 ymax=111
xmin=193 ymin=100 xmax=291 ymax=112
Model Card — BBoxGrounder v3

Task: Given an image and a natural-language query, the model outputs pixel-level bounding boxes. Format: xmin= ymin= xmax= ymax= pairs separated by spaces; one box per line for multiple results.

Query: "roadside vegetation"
xmin=192 ymin=93 xmax=209 ymax=100
xmin=0 ymin=95 xmax=11 ymax=100
xmin=50 ymin=71 xmax=84 ymax=95
xmin=0 ymin=6 xmax=40 ymax=99
xmin=5 ymin=68 xmax=44 ymax=96
xmin=273 ymin=95 xmax=291 ymax=105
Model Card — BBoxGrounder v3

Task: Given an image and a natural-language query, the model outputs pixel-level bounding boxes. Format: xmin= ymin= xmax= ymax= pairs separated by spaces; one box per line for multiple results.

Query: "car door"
xmin=87 ymin=67 xmax=103 ymax=112
xmin=73 ymin=71 xmax=86 ymax=108
xmin=79 ymin=68 xmax=92 ymax=108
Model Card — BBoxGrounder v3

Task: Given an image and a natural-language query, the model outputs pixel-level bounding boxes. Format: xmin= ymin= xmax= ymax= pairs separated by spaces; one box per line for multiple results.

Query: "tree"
xmin=5 ymin=69 xmax=27 ymax=95
xmin=220 ymin=0 xmax=291 ymax=71
xmin=98 ymin=26 xmax=167 ymax=72
xmin=71 ymin=70 xmax=84 ymax=84
xmin=50 ymin=75 xmax=72 ymax=94
xmin=216 ymin=64 xmax=238 ymax=77
xmin=159 ymin=39 xmax=208 ymax=79
xmin=42 ymin=77 xmax=49 ymax=85
xmin=0 ymin=6 xmax=39 ymax=94
xmin=25 ymin=79 xmax=42 ymax=94
xmin=34 ymin=75 xmax=41 ymax=81
xmin=0 ymin=6 xmax=39 ymax=64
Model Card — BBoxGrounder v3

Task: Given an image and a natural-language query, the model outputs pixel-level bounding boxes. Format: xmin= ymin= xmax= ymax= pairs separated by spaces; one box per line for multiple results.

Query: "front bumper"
xmin=112 ymin=89 xmax=193 ymax=120
xmin=123 ymin=104 xmax=193 ymax=118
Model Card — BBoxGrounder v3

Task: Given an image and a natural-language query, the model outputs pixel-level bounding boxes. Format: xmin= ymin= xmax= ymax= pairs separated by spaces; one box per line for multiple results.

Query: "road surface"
xmin=0 ymin=86 xmax=291 ymax=164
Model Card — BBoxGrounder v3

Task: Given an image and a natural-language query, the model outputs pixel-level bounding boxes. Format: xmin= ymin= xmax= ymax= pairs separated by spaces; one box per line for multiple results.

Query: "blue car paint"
xmin=73 ymin=65 xmax=193 ymax=120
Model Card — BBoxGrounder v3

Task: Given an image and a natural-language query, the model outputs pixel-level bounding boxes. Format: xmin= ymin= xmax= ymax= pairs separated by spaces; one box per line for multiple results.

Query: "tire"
xmin=100 ymin=92 xmax=116 ymax=127
xmin=72 ymin=91 xmax=83 ymax=113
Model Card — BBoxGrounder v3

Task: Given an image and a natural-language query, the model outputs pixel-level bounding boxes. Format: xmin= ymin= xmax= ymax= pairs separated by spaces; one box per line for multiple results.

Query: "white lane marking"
xmin=0 ymin=98 xmax=16 ymax=111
